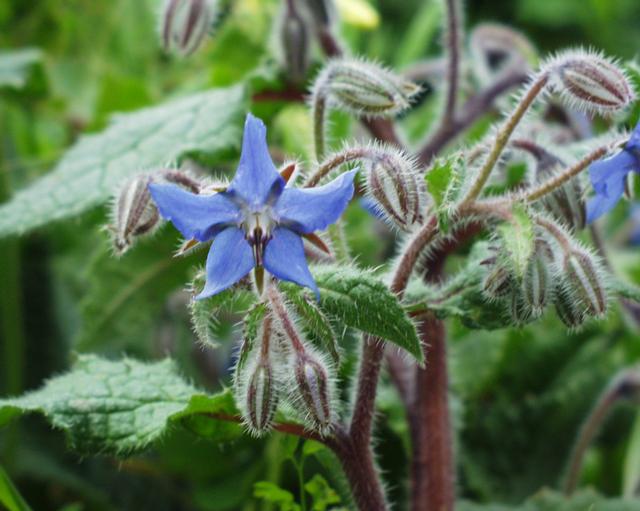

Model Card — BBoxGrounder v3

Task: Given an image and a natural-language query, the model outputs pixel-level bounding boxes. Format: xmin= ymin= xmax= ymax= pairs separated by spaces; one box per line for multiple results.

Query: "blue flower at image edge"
xmin=149 ymin=113 xmax=356 ymax=299
xmin=587 ymin=121 xmax=640 ymax=223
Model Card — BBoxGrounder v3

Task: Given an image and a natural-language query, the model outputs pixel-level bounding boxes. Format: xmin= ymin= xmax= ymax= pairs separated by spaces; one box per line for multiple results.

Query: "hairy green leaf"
xmin=0 ymin=355 xmax=241 ymax=455
xmin=284 ymin=265 xmax=422 ymax=362
xmin=497 ymin=204 xmax=535 ymax=278
xmin=0 ymin=465 xmax=33 ymax=511
xmin=0 ymin=85 xmax=246 ymax=237
xmin=75 ymin=231 xmax=196 ymax=352
xmin=253 ymin=482 xmax=300 ymax=511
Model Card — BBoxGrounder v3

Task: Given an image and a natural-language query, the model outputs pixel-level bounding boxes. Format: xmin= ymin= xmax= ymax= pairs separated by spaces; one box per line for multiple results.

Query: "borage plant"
xmin=2 ymin=0 xmax=640 ymax=510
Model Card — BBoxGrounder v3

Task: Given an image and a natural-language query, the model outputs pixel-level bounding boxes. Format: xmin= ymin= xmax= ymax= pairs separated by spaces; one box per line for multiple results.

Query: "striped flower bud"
xmin=547 ymin=50 xmax=635 ymax=115
xmin=517 ymin=141 xmax=586 ymax=230
xmin=280 ymin=0 xmax=310 ymax=84
xmin=562 ymin=249 xmax=608 ymax=317
xmin=161 ymin=0 xmax=215 ymax=56
xmin=245 ymin=359 xmax=278 ymax=434
xmin=509 ymin=289 xmax=535 ymax=326
xmin=482 ymin=259 xmax=514 ymax=300
xmin=317 ymin=58 xmax=421 ymax=116
xmin=293 ymin=353 xmax=332 ymax=432
xmin=110 ymin=175 xmax=160 ymax=254
xmin=522 ymin=243 xmax=553 ymax=313
xmin=365 ymin=147 xmax=426 ymax=231
xmin=554 ymin=287 xmax=586 ymax=329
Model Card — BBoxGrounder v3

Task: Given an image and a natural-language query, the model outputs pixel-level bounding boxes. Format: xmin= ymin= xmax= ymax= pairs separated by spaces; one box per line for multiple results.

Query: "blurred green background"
xmin=1 ymin=0 xmax=640 ymax=510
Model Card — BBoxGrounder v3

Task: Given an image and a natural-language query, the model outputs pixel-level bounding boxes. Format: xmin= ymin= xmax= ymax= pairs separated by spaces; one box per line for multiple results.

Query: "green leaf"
xmin=497 ymin=204 xmax=535 ymax=278
xmin=253 ymin=482 xmax=301 ymax=511
xmin=284 ymin=265 xmax=423 ymax=363
xmin=281 ymin=289 xmax=340 ymax=365
xmin=75 ymin=231 xmax=197 ymax=352
xmin=425 ymin=155 xmax=456 ymax=209
xmin=0 ymin=85 xmax=247 ymax=237
xmin=0 ymin=48 xmax=43 ymax=90
xmin=0 ymin=355 xmax=241 ymax=455
xmin=304 ymin=474 xmax=341 ymax=511
xmin=429 ymin=153 xmax=467 ymax=232
xmin=0 ymin=465 xmax=33 ymax=511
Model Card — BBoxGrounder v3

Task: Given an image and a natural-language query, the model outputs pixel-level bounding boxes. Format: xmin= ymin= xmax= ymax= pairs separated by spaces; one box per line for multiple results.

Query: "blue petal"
xmin=149 ymin=183 xmax=241 ymax=241
xmin=589 ymin=151 xmax=636 ymax=192
xmin=227 ymin=113 xmax=284 ymax=210
xmin=263 ymin=227 xmax=319 ymax=299
xmin=274 ymin=170 xmax=357 ymax=234
xmin=626 ymin=121 xmax=640 ymax=153
xmin=197 ymin=227 xmax=255 ymax=299
xmin=586 ymin=162 xmax=628 ymax=224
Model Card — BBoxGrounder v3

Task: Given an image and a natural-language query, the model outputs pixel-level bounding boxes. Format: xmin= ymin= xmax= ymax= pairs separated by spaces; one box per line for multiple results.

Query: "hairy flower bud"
xmin=245 ymin=359 xmax=278 ymax=434
xmin=554 ymin=287 xmax=586 ymax=329
xmin=481 ymin=253 xmax=514 ymax=299
xmin=522 ymin=245 xmax=553 ymax=313
xmin=365 ymin=147 xmax=426 ymax=231
xmin=293 ymin=353 xmax=332 ymax=431
xmin=110 ymin=175 xmax=160 ymax=254
xmin=317 ymin=58 xmax=421 ymax=116
xmin=530 ymin=147 xmax=586 ymax=231
xmin=547 ymin=50 xmax=635 ymax=115
xmin=562 ymin=249 xmax=608 ymax=317
xmin=509 ymin=289 xmax=535 ymax=325
xmin=280 ymin=1 xmax=310 ymax=84
xmin=161 ymin=0 xmax=215 ymax=56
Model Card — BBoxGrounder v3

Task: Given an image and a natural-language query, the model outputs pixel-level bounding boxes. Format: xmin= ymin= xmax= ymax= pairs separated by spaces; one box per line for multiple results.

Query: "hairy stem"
xmin=418 ymin=72 xmax=528 ymax=164
xmin=313 ymin=91 xmax=328 ymax=162
xmin=305 ymin=146 xmax=375 ymax=188
xmin=411 ymin=317 xmax=454 ymax=511
xmin=459 ymin=73 xmax=549 ymax=207
xmin=442 ymin=0 xmax=461 ymax=126
xmin=564 ymin=369 xmax=640 ymax=494
xmin=524 ymin=145 xmax=610 ymax=202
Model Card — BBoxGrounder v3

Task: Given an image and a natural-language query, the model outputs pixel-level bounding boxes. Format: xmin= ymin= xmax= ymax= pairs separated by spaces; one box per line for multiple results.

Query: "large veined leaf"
xmin=0 ymin=355 xmax=241 ymax=455
xmin=0 ymin=85 xmax=247 ymax=237
xmin=284 ymin=265 xmax=423 ymax=363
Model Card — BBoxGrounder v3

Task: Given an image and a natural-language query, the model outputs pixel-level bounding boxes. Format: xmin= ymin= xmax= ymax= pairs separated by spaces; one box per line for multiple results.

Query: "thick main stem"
xmin=411 ymin=317 xmax=453 ymax=511
xmin=442 ymin=0 xmax=461 ymax=126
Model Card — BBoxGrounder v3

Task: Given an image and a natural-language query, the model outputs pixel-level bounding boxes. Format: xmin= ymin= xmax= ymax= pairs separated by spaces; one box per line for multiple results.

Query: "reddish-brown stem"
xmin=252 ymin=88 xmax=306 ymax=103
xmin=418 ymin=72 xmax=528 ymax=165
xmin=442 ymin=0 xmax=461 ymax=126
xmin=411 ymin=317 xmax=454 ymax=511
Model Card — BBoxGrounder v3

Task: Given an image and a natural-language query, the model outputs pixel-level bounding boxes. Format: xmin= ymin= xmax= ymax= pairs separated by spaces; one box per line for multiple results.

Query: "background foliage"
xmin=1 ymin=0 xmax=640 ymax=509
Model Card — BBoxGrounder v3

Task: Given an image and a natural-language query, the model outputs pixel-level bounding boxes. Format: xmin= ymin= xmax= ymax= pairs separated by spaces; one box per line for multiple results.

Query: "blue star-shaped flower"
xmin=586 ymin=121 xmax=640 ymax=223
xmin=149 ymin=113 xmax=356 ymax=299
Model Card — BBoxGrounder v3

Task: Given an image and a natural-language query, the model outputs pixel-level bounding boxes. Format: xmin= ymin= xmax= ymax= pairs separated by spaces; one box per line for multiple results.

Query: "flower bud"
xmin=532 ymin=149 xmax=586 ymax=231
xmin=245 ymin=359 xmax=278 ymax=434
xmin=522 ymin=244 xmax=553 ymax=313
xmin=293 ymin=353 xmax=332 ymax=432
xmin=547 ymin=50 xmax=635 ymax=115
xmin=161 ymin=0 xmax=215 ymax=56
xmin=280 ymin=1 xmax=310 ymax=84
xmin=481 ymin=253 xmax=514 ymax=299
xmin=562 ymin=249 xmax=608 ymax=317
xmin=509 ymin=289 xmax=536 ymax=325
xmin=318 ymin=58 xmax=421 ymax=116
xmin=110 ymin=175 xmax=160 ymax=254
xmin=554 ymin=287 xmax=586 ymax=329
xmin=365 ymin=147 xmax=426 ymax=231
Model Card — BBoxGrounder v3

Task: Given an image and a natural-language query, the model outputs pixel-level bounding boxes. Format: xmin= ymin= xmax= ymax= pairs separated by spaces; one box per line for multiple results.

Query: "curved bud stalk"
xmin=364 ymin=146 xmax=427 ymax=231
xmin=110 ymin=174 xmax=160 ymax=254
xmin=545 ymin=50 xmax=635 ymax=115
xmin=280 ymin=0 xmax=311 ymax=84
xmin=160 ymin=0 xmax=216 ymax=56
xmin=562 ymin=248 xmax=609 ymax=318
xmin=469 ymin=22 xmax=537 ymax=86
